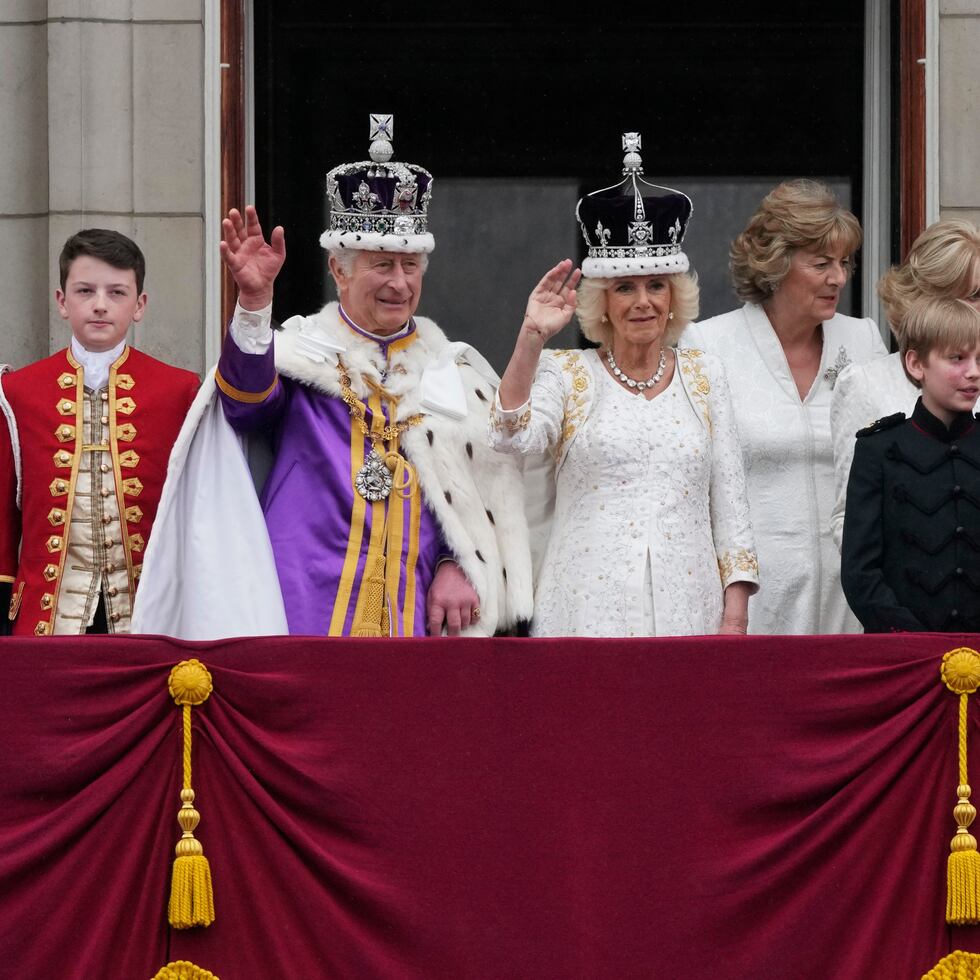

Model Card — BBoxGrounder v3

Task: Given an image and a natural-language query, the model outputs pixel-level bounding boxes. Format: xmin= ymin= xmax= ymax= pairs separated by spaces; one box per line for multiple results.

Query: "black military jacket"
xmin=841 ymin=398 xmax=980 ymax=632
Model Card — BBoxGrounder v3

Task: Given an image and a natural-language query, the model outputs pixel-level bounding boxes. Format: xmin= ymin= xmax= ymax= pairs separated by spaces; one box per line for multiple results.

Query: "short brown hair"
xmin=900 ymin=296 xmax=980 ymax=388
xmin=59 ymin=229 xmax=146 ymax=293
xmin=730 ymin=179 xmax=862 ymax=304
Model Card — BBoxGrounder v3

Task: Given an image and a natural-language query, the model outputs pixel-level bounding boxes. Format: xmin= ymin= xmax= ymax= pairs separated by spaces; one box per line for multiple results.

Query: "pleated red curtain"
xmin=0 ymin=634 xmax=977 ymax=978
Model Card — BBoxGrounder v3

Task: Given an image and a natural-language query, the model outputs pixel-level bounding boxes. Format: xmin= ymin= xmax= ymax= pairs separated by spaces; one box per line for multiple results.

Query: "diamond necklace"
xmin=605 ymin=347 xmax=667 ymax=391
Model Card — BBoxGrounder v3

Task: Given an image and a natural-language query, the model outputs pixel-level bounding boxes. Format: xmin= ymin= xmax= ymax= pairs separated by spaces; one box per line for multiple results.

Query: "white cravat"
xmin=70 ymin=336 xmax=127 ymax=391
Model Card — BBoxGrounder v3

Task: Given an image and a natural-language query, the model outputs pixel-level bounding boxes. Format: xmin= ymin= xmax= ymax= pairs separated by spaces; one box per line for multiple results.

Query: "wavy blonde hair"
xmin=878 ymin=219 xmax=980 ymax=337
xmin=730 ymin=179 xmax=862 ymax=304
xmin=575 ymin=272 xmax=699 ymax=348
xmin=900 ymin=297 xmax=980 ymax=387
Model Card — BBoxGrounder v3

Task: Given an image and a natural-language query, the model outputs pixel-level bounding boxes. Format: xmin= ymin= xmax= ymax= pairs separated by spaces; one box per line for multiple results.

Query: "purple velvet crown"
xmin=575 ymin=133 xmax=693 ymax=278
xmin=320 ymin=114 xmax=435 ymax=254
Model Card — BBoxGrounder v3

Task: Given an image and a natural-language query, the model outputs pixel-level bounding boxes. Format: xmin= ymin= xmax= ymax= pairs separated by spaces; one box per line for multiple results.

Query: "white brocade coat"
xmin=829 ymin=352 xmax=919 ymax=548
xmin=489 ymin=348 xmax=758 ymax=637
xmin=682 ymin=302 xmax=888 ymax=634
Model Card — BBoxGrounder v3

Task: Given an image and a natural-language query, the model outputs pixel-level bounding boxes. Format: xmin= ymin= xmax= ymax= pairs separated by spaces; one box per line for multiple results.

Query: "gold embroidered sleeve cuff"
xmin=489 ymin=392 xmax=532 ymax=435
xmin=717 ymin=549 xmax=760 ymax=589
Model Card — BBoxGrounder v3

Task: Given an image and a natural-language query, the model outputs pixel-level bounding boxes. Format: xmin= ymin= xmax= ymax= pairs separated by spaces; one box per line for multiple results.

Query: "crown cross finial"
xmin=622 ymin=132 xmax=643 ymax=175
xmin=369 ymin=113 xmax=394 ymax=164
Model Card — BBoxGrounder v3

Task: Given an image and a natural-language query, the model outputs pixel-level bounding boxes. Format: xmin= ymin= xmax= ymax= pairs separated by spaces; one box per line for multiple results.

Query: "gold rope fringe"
xmin=151 ymin=961 xmax=221 ymax=980
xmin=167 ymin=659 xmax=215 ymax=929
xmin=922 ymin=950 xmax=980 ymax=979
xmin=941 ymin=648 xmax=980 ymax=925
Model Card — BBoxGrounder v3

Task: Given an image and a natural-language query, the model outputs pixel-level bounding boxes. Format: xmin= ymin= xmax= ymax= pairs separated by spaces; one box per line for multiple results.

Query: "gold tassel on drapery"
xmin=166 ymin=659 xmax=215 ymax=929
xmin=941 ymin=647 xmax=980 ymax=925
xmin=150 ymin=961 xmax=220 ymax=980
xmin=921 ymin=949 xmax=980 ymax=979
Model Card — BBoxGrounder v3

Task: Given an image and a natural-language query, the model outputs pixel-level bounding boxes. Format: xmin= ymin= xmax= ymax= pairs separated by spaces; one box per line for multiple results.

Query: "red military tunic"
xmin=0 ymin=347 xmax=199 ymax=636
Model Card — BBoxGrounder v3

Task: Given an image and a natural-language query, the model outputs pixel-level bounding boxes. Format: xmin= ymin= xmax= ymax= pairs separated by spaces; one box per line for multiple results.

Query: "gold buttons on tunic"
xmin=100 ymin=463 xmax=110 ymax=473
xmin=57 ymin=399 xmax=75 ymax=416
xmin=34 ymin=622 xmax=50 ymax=636
xmin=58 ymin=373 xmax=76 ymax=390
xmin=49 ymin=479 xmax=68 ymax=496
xmin=100 ymin=415 xmax=109 ymax=424
xmin=55 ymin=425 xmax=75 ymax=443
xmin=45 ymin=536 xmax=62 ymax=553
xmin=47 ymin=508 xmax=66 ymax=527
xmin=43 ymin=564 xmax=58 ymax=582
xmin=39 ymin=593 xmax=54 ymax=611
xmin=53 ymin=450 xmax=72 ymax=467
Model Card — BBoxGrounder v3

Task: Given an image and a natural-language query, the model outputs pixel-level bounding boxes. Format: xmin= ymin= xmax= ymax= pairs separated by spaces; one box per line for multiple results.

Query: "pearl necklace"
xmin=605 ymin=347 xmax=667 ymax=391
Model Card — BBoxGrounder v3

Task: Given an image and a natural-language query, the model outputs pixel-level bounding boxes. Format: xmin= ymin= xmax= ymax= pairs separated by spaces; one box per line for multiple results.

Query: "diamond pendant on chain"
xmin=355 ymin=449 xmax=394 ymax=501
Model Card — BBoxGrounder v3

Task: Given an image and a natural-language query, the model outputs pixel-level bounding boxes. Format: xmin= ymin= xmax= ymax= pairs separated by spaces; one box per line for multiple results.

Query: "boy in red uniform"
xmin=0 ymin=229 xmax=199 ymax=635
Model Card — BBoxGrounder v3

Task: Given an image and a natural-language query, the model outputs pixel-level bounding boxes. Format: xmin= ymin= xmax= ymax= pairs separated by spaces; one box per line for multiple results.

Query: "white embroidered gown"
xmin=490 ymin=348 xmax=758 ymax=637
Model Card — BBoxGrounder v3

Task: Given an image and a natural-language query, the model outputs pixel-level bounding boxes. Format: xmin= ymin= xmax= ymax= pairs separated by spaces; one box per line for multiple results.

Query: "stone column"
xmin=939 ymin=0 xmax=980 ymax=224
xmin=0 ymin=2 xmax=50 ymax=368
xmin=0 ymin=1 xmax=207 ymax=374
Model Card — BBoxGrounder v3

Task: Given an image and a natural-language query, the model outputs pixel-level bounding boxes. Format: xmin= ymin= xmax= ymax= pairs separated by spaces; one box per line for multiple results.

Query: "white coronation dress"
xmin=682 ymin=302 xmax=887 ymax=634
xmin=829 ymin=352 xmax=919 ymax=549
xmin=489 ymin=347 xmax=758 ymax=637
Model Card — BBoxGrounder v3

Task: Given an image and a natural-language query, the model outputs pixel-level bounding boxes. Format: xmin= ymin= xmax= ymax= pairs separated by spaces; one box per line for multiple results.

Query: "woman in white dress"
xmin=489 ymin=134 xmax=759 ymax=637
xmin=682 ymin=180 xmax=886 ymax=634
xmin=830 ymin=219 xmax=980 ymax=547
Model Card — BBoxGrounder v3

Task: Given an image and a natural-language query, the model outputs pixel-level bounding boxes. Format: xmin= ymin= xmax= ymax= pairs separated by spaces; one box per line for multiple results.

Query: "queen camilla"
xmin=488 ymin=133 xmax=759 ymax=637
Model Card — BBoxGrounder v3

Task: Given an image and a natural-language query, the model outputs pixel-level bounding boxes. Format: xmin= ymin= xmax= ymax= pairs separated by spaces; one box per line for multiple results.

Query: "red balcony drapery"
xmin=1 ymin=634 xmax=979 ymax=979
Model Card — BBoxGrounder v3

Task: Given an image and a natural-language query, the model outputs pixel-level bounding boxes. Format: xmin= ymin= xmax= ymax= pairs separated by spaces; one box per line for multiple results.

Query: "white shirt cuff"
xmin=229 ymin=301 xmax=274 ymax=354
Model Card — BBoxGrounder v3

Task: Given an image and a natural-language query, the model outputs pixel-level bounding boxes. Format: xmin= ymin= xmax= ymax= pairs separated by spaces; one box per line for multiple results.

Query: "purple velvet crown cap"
xmin=576 ymin=132 xmax=693 ymax=278
xmin=320 ymin=113 xmax=435 ymax=254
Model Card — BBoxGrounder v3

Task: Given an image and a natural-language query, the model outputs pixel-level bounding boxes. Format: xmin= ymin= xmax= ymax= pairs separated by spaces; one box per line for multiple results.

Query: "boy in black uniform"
xmin=842 ymin=296 xmax=980 ymax=632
